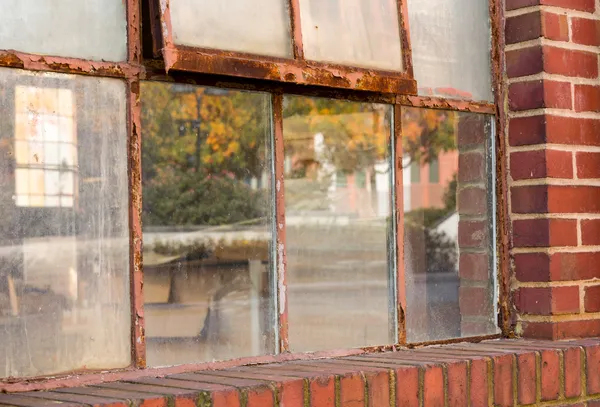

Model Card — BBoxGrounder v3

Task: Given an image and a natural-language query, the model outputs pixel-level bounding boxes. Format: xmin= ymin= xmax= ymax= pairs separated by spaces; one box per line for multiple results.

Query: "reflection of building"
xmin=402 ymin=151 xmax=458 ymax=212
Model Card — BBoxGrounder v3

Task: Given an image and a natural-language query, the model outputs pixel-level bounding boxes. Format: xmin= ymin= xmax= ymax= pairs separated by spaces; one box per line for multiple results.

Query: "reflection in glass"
xmin=141 ymin=82 xmax=275 ymax=366
xmin=283 ymin=96 xmax=394 ymax=351
xmin=299 ymin=0 xmax=403 ymax=71
xmin=407 ymin=0 xmax=492 ymax=101
xmin=402 ymin=107 xmax=497 ymax=342
xmin=0 ymin=0 xmax=127 ymax=61
xmin=168 ymin=0 xmax=292 ymax=58
xmin=0 ymin=68 xmax=130 ymax=378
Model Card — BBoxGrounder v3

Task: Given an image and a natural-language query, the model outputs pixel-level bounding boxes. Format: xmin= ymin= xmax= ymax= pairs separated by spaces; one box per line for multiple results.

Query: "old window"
xmin=0 ymin=0 xmax=500 ymax=379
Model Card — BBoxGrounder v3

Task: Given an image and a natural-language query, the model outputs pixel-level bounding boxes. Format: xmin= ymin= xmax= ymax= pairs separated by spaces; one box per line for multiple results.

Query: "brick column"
xmin=506 ymin=0 xmax=600 ymax=338
xmin=457 ymin=114 xmax=496 ymax=336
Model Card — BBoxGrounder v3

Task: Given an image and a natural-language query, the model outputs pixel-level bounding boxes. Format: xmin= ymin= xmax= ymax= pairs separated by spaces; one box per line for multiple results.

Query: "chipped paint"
xmin=397 ymin=95 xmax=496 ymax=114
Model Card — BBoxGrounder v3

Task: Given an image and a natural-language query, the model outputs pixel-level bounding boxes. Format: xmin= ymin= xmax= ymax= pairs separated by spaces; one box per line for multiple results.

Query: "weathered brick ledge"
xmin=2 ymin=339 xmax=600 ymax=407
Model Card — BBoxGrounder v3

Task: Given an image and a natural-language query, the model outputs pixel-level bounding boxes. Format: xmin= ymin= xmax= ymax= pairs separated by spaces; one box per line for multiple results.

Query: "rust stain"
xmin=127 ymin=0 xmax=142 ymax=63
xmin=287 ymin=0 xmax=305 ymax=59
xmin=162 ymin=46 xmax=416 ymax=94
xmin=397 ymin=95 xmax=496 ymax=114
xmin=397 ymin=0 xmax=414 ymax=77
xmin=0 ymin=51 xmax=141 ymax=79
xmin=394 ymin=104 xmax=407 ymax=345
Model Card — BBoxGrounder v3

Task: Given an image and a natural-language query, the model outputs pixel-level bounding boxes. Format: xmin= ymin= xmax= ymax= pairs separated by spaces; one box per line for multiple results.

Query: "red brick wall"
xmin=506 ymin=0 xmax=600 ymax=338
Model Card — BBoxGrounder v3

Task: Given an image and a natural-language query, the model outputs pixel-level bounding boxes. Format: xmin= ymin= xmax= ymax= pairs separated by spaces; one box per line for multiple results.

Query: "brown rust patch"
xmin=162 ymin=46 xmax=416 ymax=94
xmin=397 ymin=95 xmax=496 ymax=114
xmin=0 ymin=52 xmax=25 ymax=68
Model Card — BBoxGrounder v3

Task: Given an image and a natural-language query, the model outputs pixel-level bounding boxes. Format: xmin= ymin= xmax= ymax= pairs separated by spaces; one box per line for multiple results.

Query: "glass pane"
xmin=168 ymin=0 xmax=292 ymax=58
xmin=402 ymin=107 xmax=497 ymax=342
xmin=299 ymin=0 xmax=403 ymax=71
xmin=0 ymin=67 xmax=130 ymax=378
xmin=0 ymin=0 xmax=127 ymax=61
xmin=141 ymin=82 xmax=275 ymax=366
xmin=283 ymin=95 xmax=394 ymax=351
xmin=407 ymin=0 xmax=493 ymax=101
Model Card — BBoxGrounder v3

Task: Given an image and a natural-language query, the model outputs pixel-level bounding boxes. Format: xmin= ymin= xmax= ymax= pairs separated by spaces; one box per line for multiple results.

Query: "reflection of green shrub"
xmin=143 ymin=172 xmax=267 ymax=226
xmin=149 ymin=238 xmax=269 ymax=261
xmin=404 ymin=208 xmax=457 ymax=274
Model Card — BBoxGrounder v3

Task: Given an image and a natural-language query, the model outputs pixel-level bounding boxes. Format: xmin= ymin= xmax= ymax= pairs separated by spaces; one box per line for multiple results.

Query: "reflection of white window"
xmin=14 ymin=86 xmax=77 ymax=208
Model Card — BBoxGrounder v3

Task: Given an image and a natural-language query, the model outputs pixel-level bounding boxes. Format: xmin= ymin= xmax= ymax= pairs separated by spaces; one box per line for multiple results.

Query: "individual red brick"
xmin=585 ymin=285 xmax=600 ymax=312
xmin=541 ymin=11 xmax=569 ymax=41
xmin=515 ymin=286 xmax=579 ymax=315
xmin=582 ymin=219 xmax=600 ymax=245
xmin=309 ymin=376 xmax=335 ymax=407
xmin=460 ymin=287 xmax=492 ymax=317
xmin=546 ymin=116 xmax=600 ymax=145
xmin=340 ymin=373 xmax=364 ymax=407
xmin=512 ymin=186 xmax=600 ymax=214
xmin=586 ymin=344 xmax=600 ymax=394
xmin=508 ymin=80 xmax=571 ymax=110
xmin=540 ymin=349 xmax=560 ymax=401
xmin=514 ymin=252 xmax=550 ymax=282
xmin=506 ymin=0 xmax=595 ymax=11
xmin=517 ymin=352 xmax=537 ymax=405
xmin=447 ymin=362 xmax=467 ymax=407
xmin=510 ymin=149 xmax=573 ymax=180
xmin=513 ymin=218 xmax=577 ymax=247
xmin=457 ymin=115 xmax=486 ymax=147
xmin=506 ymin=46 xmax=544 ymax=78
xmin=365 ymin=371 xmax=390 ymax=407
xmin=458 ymin=151 xmax=484 ymax=183
xmin=505 ymin=11 xmax=541 ymax=44
xmin=577 ymin=152 xmax=600 ymax=179
xmin=551 ymin=252 xmax=600 ymax=281
xmin=544 ymin=46 xmax=599 ymax=78
xmin=574 ymin=85 xmax=600 ymax=112
xmin=469 ymin=358 xmax=489 ymax=407
xmin=458 ymin=221 xmax=488 ymax=248
xmin=572 ymin=17 xmax=600 ymax=46
xmin=493 ymin=354 xmax=514 ymax=407
xmin=423 ymin=366 xmax=444 ymax=407
xmin=395 ymin=366 xmax=420 ymax=407
xmin=564 ymin=347 xmax=582 ymax=398
xmin=246 ymin=387 xmax=274 ymax=407
xmin=458 ymin=187 xmax=486 ymax=216
xmin=524 ymin=320 xmax=600 ymax=339
xmin=212 ymin=391 xmax=241 ymax=407
xmin=459 ymin=253 xmax=489 ymax=281
xmin=508 ymin=115 xmax=546 ymax=146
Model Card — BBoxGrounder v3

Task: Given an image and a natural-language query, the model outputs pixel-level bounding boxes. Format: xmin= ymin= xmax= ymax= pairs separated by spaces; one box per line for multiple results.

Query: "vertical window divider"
xmin=286 ymin=0 xmax=304 ymax=60
xmin=126 ymin=0 xmax=145 ymax=368
xmin=397 ymin=0 xmax=414 ymax=78
xmin=393 ymin=104 xmax=407 ymax=345
xmin=272 ymin=92 xmax=290 ymax=353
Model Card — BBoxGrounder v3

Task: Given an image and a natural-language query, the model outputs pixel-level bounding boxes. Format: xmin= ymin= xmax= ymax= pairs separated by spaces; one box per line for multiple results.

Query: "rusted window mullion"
xmin=397 ymin=0 xmax=414 ymax=78
xmin=272 ymin=93 xmax=290 ymax=353
xmin=127 ymin=0 xmax=142 ymax=64
xmin=393 ymin=104 xmax=407 ymax=345
xmin=286 ymin=0 xmax=304 ymax=60
xmin=127 ymin=79 xmax=146 ymax=368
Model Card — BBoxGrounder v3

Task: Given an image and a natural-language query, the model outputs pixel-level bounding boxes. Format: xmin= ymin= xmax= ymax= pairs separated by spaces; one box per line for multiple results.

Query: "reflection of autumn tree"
xmin=401 ymin=107 xmax=456 ymax=168
xmin=283 ymin=97 xmax=389 ymax=175
xmin=141 ymin=83 xmax=270 ymax=227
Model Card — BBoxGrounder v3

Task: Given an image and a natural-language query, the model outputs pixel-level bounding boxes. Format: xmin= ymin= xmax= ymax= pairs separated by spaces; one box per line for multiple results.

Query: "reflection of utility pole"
xmin=172 ymin=85 xmax=228 ymax=172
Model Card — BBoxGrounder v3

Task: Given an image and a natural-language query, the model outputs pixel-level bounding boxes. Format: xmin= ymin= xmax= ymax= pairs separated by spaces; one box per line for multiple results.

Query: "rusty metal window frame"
xmin=152 ymin=0 xmax=416 ymax=94
xmin=0 ymin=0 xmax=509 ymax=389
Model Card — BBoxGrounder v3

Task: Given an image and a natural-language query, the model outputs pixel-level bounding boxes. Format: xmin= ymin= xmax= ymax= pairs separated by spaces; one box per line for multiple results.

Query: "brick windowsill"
xmin=1 ymin=339 xmax=600 ymax=407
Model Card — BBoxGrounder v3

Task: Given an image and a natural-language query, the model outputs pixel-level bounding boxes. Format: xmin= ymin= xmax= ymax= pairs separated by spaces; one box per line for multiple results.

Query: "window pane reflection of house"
xmin=0 ymin=68 xmax=130 ymax=378
xmin=283 ymin=96 xmax=394 ymax=351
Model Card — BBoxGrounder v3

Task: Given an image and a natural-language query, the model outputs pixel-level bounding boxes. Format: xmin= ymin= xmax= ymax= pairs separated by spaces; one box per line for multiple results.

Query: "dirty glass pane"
xmin=407 ymin=0 xmax=492 ymax=101
xmin=402 ymin=107 xmax=497 ymax=342
xmin=168 ymin=0 xmax=292 ymax=58
xmin=0 ymin=0 xmax=127 ymax=61
xmin=284 ymin=95 xmax=395 ymax=351
xmin=0 ymin=68 xmax=130 ymax=378
xmin=299 ymin=0 xmax=403 ymax=71
xmin=141 ymin=82 xmax=275 ymax=366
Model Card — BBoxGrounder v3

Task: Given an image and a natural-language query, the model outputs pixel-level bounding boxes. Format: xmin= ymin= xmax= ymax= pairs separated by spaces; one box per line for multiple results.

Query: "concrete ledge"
xmin=2 ymin=338 xmax=600 ymax=407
